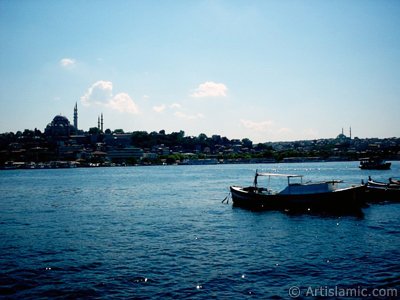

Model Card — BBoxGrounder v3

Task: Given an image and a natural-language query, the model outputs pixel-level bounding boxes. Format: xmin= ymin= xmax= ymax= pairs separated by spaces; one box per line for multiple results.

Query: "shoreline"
xmin=2 ymin=158 xmax=399 ymax=171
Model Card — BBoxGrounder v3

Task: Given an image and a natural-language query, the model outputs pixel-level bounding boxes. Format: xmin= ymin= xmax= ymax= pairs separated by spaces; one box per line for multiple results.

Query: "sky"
xmin=0 ymin=0 xmax=399 ymax=142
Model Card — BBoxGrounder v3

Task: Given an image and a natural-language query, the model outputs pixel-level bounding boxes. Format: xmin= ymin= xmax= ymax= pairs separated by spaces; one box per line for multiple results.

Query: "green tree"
xmin=89 ymin=127 xmax=101 ymax=135
xmin=131 ymin=131 xmax=152 ymax=148
xmin=242 ymin=138 xmax=253 ymax=148
xmin=198 ymin=133 xmax=208 ymax=141
xmin=166 ymin=155 xmax=177 ymax=165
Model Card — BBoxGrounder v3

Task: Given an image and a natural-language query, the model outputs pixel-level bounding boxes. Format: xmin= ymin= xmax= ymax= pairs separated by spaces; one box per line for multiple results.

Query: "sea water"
xmin=1 ymin=161 xmax=399 ymax=299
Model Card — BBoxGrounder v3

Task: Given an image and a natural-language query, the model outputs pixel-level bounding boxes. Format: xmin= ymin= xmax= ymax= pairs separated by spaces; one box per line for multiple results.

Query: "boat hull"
xmin=365 ymin=179 xmax=400 ymax=203
xmin=230 ymin=185 xmax=366 ymax=212
xmin=359 ymin=163 xmax=391 ymax=170
xmin=365 ymin=186 xmax=400 ymax=203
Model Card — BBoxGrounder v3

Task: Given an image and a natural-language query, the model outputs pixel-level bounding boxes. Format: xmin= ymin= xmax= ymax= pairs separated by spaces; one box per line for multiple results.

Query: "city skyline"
xmin=41 ymin=102 xmax=353 ymax=143
xmin=1 ymin=1 xmax=400 ymax=142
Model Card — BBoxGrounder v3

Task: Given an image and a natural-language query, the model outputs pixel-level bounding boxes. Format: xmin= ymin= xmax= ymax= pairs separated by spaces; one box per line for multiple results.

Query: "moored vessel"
xmin=359 ymin=157 xmax=391 ymax=170
xmin=230 ymin=171 xmax=366 ymax=212
xmin=365 ymin=176 xmax=400 ymax=203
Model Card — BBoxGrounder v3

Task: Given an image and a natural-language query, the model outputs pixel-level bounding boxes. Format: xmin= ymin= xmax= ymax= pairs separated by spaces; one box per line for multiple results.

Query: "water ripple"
xmin=1 ymin=162 xmax=400 ymax=298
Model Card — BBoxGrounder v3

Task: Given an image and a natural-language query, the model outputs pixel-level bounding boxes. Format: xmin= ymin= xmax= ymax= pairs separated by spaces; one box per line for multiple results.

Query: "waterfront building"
xmin=58 ymin=143 xmax=84 ymax=160
xmin=106 ymin=146 xmax=144 ymax=162
xmin=104 ymin=133 xmax=132 ymax=147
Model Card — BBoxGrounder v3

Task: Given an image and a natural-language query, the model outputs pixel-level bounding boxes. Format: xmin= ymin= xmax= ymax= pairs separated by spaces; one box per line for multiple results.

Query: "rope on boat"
xmin=222 ymin=192 xmax=230 ymax=204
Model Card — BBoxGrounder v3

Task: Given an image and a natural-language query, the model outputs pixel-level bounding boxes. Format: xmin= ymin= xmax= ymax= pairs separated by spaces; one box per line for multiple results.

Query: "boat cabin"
xmin=254 ymin=172 xmax=342 ymax=195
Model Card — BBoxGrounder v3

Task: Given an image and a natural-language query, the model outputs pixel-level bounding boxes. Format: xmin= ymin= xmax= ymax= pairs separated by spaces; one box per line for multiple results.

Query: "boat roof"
xmin=359 ymin=157 xmax=384 ymax=160
xmin=256 ymin=172 xmax=303 ymax=178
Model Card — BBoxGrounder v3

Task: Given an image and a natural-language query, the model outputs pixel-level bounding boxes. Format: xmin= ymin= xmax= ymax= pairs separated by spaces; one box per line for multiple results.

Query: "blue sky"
xmin=0 ymin=0 xmax=399 ymax=142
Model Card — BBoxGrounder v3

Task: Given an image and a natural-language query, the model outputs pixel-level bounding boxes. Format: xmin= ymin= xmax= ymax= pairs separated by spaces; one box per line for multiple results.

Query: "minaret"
xmin=73 ymin=102 xmax=78 ymax=129
xmin=101 ymin=113 xmax=103 ymax=132
xmin=98 ymin=116 xmax=100 ymax=130
xmin=349 ymin=126 xmax=352 ymax=139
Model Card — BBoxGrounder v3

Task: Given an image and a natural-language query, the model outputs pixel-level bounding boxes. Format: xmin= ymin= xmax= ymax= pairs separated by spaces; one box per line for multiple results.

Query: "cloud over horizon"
xmin=81 ymin=81 xmax=139 ymax=114
xmin=152 ymin=102 xmax=203 ymax=121
xmin=59 ymin=58 xmax=76 ymax=68
xmin=153 ymin=102 xmax=183 ymax=113
xmin=153 ymin=104 xmax=166 ymax=113
xmin=240 ymin=119 xmax=274 ymax=132
xmin=191 ymin=81 xmax=228 ymax=98
xmin=174 ymin=111 xmax=204 ymax=120
xmin=240 ymin=119 xmax=298 ymax=141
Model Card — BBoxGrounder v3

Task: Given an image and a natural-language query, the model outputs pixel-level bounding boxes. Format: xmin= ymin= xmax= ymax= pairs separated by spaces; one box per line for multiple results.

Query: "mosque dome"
xmin=52 ymin=115 xmax=70 ymax=126
xmin=45 ymin=115 xmax=73 ymax=137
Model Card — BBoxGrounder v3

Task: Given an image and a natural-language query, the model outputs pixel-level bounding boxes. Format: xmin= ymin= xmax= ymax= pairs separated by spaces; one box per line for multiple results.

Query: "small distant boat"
xmin=389 ymin=178 xmax=400 ymax=185
xmin=367 ymin=177 xmax=400 ymax=189
xmin=365 ymin=177 xmax=400 ymax=202
xmin=230 ymin=171 xmax=366 ymax=212
xmin=359 ymin=157 xmax=391 ymax=170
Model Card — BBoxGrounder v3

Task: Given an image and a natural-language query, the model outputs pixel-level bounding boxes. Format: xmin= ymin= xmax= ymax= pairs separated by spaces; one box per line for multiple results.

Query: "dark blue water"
xmin=1 ymin=162 xmax=399 ymax=299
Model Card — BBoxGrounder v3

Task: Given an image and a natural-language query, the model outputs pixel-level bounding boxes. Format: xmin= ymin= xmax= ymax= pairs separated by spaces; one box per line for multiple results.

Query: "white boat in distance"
xmin=230 ymin=171 xmax=366 ymax=212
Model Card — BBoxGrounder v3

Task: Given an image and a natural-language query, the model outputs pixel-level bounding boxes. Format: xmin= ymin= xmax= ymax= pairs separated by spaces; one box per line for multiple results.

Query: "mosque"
xmin=44 ymin=103 xmax=103 ymax=137
xmin=336 ymin=127 xmax=352 ymax=142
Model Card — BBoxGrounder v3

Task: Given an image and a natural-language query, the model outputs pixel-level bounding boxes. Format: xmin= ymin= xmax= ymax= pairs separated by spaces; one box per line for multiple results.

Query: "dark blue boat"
xmin=230 ymin=172 xmax=365 ymax=212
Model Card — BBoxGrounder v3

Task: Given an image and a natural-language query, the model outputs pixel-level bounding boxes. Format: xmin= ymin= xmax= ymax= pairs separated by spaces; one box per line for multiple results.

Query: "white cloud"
xmin=81 ymin=80 xmax=112 ymax=106
xmin=60 ymin=58 xmax=76 ymax=68
xmin=108 ymin=93 xmax=139 ymax=114
xmin=169 ymin=103 xmax=182 ymax=109
xmin=153 ymin=102 xmax=182 ymax=113
xmin=240 ymin=119 xmax=274 ymax=132
xmin=191 ymin=81 xmax=228 ymax=98
xmin=174 ymin=111 xmax=204 ymax=120
xmin=153 ymin=104 xmax=166 ymax=113
xmin=81 ymin=80 xmax=139 ymax=114
xmin=279 ymin=127 xmax=293 ymax=134
xmin=240 ymin=119 xmax=297 ymax=141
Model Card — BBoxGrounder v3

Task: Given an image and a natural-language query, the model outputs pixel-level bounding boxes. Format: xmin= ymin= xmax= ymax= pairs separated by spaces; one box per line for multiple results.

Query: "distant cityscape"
xmin=1 ymin=103 xmax=399 ymax=169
